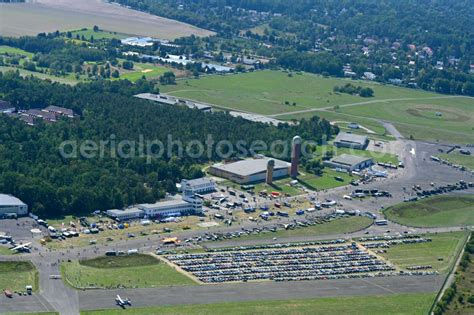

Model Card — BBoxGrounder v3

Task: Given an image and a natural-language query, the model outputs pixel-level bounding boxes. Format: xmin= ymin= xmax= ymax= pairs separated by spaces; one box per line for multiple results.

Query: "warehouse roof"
xmin=139 ymin=198 xmax=190 ymax=209
xmin=334 ymin=132 xmax=368 ymax=145
xmin=106 ymin=208 xmax=144 ymax=216
xmin=0 ymin=194 xmax=26 ymax=206
xmin=330 ymin=154 xmax=373 ymax=166
xmin=182 ymin=177 xmax=214 ymax=186
xmin=211 ymin=157 xmax=290 ymax=177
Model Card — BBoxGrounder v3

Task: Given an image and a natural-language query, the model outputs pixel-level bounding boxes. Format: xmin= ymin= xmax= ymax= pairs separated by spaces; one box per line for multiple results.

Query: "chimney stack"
xmin=290 ymin=136 xmax=302 ymax=178
xmin=266 ymin=159 xmax=275 ymax=185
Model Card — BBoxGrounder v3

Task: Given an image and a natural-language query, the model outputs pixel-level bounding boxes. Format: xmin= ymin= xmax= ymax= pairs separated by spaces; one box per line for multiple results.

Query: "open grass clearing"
xmin=0 ymin=66 xmax=82 ymax=85
xmin=0 ymin=45 xmax=33 ymax=59
xmin=378 ymin=231 xmax=468 ymax=274
xmin=119 ymin=62 xmax=169 ymax=82
xmin=61 ymin=254 xmax=196 ymax=289
xmin=162 ymin=70 xmax=442 ymax=116
xmin=384 ymin=195 xmax=474 ymax=228
xmin=337 ymin=97 xmax=474 ymax=143
xmin=0 ymin=0 xmax=213 ymax=39
xmin=69 ymin=28 xmax=130 ymax=40
xmin=80 ymin=292 xmax=436 ymax=315
xmin=280 ymin=110 xmax=392 ymax=139
xmin=0 ymin=261 xmax=38 ymax=292
xmin=298 ymin=168 xmax=356 ymax=191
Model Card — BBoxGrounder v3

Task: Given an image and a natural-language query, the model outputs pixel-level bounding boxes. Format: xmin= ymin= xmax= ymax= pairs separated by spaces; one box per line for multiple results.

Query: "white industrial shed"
xmin=0 ymin=194 xmax=28 ymax=217
xmin=209 ymin=157 xmax=290 ymax=184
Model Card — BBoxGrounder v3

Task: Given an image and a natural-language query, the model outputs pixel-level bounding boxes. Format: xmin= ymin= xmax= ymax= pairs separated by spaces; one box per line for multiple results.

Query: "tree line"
xmin=0 ymin=71 xmax=336 ymax=217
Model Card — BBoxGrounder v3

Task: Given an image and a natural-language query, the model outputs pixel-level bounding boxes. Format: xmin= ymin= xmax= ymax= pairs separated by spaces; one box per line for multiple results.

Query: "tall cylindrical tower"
xmin=266 ymin=159 xmax=275 ymax=185
xmin=290 ymin=136 xmax=302 ymax=178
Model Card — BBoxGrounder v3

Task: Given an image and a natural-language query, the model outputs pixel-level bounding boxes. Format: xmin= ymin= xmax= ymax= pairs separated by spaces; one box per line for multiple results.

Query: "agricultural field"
xmin=378 ymin=231 xmax=468 ymax=274
xmin=439 ymin=152 xmax=474 ymax=171
xmin=162 ymin=70 xmax=442 ymax=115
xmin=80 ymin=293 xmax=436 ymax=315
xmin=0 ymin=0 xmax=213 ymax=39
xmin=384 ymin=195 xmax=474 ymax=228
xmin=0 ymin=261 xmax=38 ymax=292
xmin=61 ymin=254 xmax=196 ymax=289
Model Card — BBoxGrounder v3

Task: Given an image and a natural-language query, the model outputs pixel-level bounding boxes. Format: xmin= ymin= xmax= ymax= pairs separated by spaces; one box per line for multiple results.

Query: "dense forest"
xmin=112 ymin=0 xmax=474 ymax=96
xmin=0 ymin=71 xmax=336 ymax=217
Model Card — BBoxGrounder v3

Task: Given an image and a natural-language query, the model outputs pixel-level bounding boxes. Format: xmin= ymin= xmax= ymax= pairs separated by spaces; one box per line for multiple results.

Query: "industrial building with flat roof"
xmin=209 ymin=157 xmax=290 ymax=184
xmin=106 ymin=208 xmax=144 ymax=221
xmin=0 ymin=194 xmax=28 ymax=217
xmin=139 ymin=197 xmax=202 ymax=218
xmin=180 ymin=178 xmax=215 ymax=194
xmin=324 ymin=154 xmax=373 ymax=172
xmin=334 ymin=132 xmax=369 ymax=150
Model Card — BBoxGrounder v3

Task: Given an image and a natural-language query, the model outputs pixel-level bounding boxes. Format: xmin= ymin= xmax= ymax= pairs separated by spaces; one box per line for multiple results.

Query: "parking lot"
xmin=165 ymin=240 xmax=399 ymax=283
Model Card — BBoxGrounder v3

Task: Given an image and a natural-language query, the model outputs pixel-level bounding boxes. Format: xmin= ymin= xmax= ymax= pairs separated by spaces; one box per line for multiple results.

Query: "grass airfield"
xmin=61 ymin=254 xmax=196 ymax=289
xmin=163 ymin=71 xmax=474 ymax=143
xmin=384 ymin=195 xmax=474 ymax=228
xmin=79 ymin=293 xmax=436 ymax=315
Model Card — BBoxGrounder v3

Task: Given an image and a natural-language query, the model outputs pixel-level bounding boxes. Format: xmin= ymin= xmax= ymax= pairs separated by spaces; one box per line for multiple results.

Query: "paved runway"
xmin=78 ymin=275 xmax=443 ymax=311
xmin=0 ymin=292 xmax=56 ymax=313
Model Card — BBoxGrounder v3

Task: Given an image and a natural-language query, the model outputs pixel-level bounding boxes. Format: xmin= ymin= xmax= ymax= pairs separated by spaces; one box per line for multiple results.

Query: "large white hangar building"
xmin=209 ymin=157 xmax=290 ymax=184
xmin=0 ymin=194 xmax=28 ymax=217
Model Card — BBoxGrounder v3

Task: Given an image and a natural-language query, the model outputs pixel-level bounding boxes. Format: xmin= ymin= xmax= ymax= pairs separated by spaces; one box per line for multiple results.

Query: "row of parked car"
xmin=362 ymin=237 xmax=432 ymax=249
xmin=405 ymin=180 xmax=473 ymax=202
xmin=165 ymin=243 xmax=395 ymax=283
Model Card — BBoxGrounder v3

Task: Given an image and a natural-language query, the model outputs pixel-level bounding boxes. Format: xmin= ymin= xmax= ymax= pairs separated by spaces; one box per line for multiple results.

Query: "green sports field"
xmin=61 ymin=254 xmax=196 ymax=289
xmin=384 ymin=195 xmax=474 ymax=228
xmin=378 ymin=231 xmax=468 ymax=273
xmin=80 ymin=293 xmax=436 ymax=315
xmin=0 ymin=261 xmax=39 ymax=292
